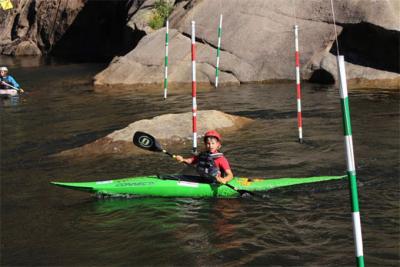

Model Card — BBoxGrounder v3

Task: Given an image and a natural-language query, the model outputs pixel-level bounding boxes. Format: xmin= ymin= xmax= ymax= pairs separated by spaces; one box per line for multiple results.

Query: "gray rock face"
xmin=93 ymin=28 xmax=240 ymax=86
xmin=0 ymin=0 xmax=151 ymax=58
xmin=59 ymin=110 xmax=253 ymax=156
xmin=95 ymin=0 xmax=399 ymax=89
xmin=317 ymin=53 xmax=400 ymax=89
xmin=0 ymin=0 xmax=85 ymax=56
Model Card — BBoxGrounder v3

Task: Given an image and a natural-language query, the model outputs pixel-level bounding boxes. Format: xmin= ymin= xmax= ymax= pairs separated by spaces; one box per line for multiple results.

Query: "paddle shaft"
xmin=161 ymin=149 xmax=176 ymax=159
xmin=1 ymin=81 xmax=19 ymax=90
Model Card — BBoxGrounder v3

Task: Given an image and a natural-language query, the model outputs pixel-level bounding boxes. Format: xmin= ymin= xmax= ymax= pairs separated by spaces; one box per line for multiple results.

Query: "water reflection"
xmin=0 ymin=55 xmax=44 ymax=68
xmin=1 ymin=95 xmax=20 ymax=107
xmin=211 ymin=199 xmax=242 ymax=249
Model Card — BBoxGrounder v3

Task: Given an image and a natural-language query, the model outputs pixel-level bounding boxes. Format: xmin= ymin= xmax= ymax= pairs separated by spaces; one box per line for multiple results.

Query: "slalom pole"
xmin=163 ymin=20 xmax=169 ymax=99
xmin=215 ymin=14 xmax=223 ymax=88
xmin=337 ymin=55 xmax=365 ymax=267
xmin=191 ymin=21 xmax=197 ymax=153
xmin=294 ymin=25 xmax=303 ymax=143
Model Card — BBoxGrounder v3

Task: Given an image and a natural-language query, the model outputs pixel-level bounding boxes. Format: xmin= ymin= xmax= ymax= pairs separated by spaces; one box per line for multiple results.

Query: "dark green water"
xmin=1 ymin=58 xmax=399 ymax=266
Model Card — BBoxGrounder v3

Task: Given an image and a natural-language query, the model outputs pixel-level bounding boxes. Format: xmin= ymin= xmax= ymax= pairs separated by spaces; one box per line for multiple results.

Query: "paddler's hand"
xmin=19 ymin=88 xmax=24 ymax=94
xmin=215 ymin=175 xmax=227 ymax=184
xmin=175 ymin=155 xmax=184 ymax=163
xmin=215 ymin=170 xmax=233 ymax=185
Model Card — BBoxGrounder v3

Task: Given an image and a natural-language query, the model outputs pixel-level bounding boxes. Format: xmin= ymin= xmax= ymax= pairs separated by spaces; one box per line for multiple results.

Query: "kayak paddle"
xmin=1 ymin=81 xmax=24 ymax=94
xmin=132 ymin=131 xmax=255 ymax=197
xmin=133 ymin=131 xmax=177 ymax=158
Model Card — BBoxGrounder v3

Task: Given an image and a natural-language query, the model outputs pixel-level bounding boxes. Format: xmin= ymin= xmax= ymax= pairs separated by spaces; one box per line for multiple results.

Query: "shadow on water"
xmin=1 ymin=59 xmax=399 ymax=266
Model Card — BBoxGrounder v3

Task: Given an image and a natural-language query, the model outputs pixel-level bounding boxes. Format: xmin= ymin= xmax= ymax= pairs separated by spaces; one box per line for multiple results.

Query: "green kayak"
xmin=51 ymin=174 xmax=346 ymax=198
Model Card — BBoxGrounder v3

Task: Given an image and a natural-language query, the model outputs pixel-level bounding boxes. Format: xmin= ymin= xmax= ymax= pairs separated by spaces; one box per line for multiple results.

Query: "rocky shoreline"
xmin=0 ymin=0 xmax=399 ymax=89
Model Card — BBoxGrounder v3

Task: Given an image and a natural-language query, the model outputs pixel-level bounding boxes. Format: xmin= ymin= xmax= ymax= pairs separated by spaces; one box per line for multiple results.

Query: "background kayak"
xmin=0 ymin=89 xmax=18 ymax=96
xmin=51 ymin=174 xmax=347 ymax=198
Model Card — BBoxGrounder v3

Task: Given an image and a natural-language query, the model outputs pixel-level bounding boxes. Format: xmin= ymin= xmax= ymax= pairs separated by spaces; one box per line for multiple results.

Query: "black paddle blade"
xmin=133 ymin=131 xmax=163 ymax=152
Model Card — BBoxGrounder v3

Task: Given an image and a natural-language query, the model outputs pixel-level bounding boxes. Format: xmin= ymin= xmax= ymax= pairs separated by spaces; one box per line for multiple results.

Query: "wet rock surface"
xmin=59 ymin=110 xmax=253 ymax=157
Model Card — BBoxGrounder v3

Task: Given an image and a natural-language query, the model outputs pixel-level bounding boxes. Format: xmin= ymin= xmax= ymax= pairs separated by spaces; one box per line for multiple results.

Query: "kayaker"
xmin=176 ymin=130 xmax=234 ymax=184
xmin=0 ymin=66 xmax=24 ymax=93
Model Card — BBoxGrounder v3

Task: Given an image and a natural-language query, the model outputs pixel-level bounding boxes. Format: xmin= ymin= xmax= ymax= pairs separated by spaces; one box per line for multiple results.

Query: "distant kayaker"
xmin=176 ymin=130 xmax=234 ymax=184
xmin=0 ymin=66 xmax=24 ymax=93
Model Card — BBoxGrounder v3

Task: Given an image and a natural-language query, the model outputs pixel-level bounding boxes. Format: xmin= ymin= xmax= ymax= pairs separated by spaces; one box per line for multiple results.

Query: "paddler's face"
xmin=204 ymin=137 xmax=220 ymax=153
xmin=0 ymin=70 xmax=6 ymax=77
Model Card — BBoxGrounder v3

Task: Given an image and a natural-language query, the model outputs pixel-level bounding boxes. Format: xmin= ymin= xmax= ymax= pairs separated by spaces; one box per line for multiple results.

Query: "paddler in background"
xmin=0 ymin=66 xmax=24 ymax=93
xmin=176 ymin=130 xmax=234 ymax=184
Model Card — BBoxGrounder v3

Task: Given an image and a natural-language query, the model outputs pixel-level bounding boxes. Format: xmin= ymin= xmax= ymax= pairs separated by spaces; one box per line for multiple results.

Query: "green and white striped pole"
xmin=215 ymin=14 xmax=223 ymax=88
xmin=337 ymin=55 xmax=365 ymax=267
xmin=163 ymin=20 xmax=169 ymax=100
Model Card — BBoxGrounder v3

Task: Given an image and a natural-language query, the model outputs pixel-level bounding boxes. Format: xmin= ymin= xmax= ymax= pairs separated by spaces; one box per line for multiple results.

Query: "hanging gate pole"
xmin=191 ymin=21 xmax=197 ymax=153
xmin=337 ymin=55 xmax=365 ymax=267
xmin=294 ymin=25 xmax=303 ymax=143
xmin=163 ymin=20 xmax=169 ymax=99
xmin=215 ymin=14 xmax=223 ymax=88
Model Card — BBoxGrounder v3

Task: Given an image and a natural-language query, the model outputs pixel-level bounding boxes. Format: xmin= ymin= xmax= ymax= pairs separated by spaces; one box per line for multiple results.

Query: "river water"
xmin=1 ymin=58 xmax=399 ymax=266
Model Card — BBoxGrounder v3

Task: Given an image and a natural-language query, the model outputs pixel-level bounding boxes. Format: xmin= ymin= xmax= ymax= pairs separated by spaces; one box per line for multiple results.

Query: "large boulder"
xmin=315 ymin=53 xmax=400 ymax=89
xmin=95 ymin=0 xmax=399 ymax=89
xmin=59 ymin=110 xmax=253 ymax=157
xmin=94 ymin=28 xmax=239 ymax=87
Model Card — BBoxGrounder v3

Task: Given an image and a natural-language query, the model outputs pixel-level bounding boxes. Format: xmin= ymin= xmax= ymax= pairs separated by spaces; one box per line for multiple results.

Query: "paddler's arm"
xmin=8 ymin=76 xmax=20 ymax=88
xmin=9 ymin=77 xmax=24 ymax=93
xmin=216 ymin=169 xmax=233 ymax=184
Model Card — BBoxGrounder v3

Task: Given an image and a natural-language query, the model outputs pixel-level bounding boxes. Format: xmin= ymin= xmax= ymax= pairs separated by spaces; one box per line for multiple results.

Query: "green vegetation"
xmin=149 ymin=0 xmax=173 ymax=30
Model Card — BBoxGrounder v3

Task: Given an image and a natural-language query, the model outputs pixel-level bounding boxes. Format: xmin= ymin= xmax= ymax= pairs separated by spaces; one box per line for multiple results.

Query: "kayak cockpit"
xmin=157 ymin=174 xmax=216 ymax=184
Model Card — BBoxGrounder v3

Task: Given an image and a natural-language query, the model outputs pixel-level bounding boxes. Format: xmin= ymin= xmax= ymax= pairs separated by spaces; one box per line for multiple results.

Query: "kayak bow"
xmin=51 ymin=174 xmax=346 ymax=198
xmin=0 ymin=89 xmax=18 ymax=97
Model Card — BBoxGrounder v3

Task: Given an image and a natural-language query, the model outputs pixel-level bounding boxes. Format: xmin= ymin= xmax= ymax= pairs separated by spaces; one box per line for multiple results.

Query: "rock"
xmin=1 ymin=0 xmax=398 ymax=89
xmin=0 ymin=0 xmax=85 ymax=56
xmin=315 ymin=53 xmax=400 ymax=89
xmin=126 ymin=0 xmax=158 ymax=34
xmin=94 ymin=28 xmax=240 ymax=86
xmin=96 ymin=0 xmax=399 ymax=89
xmin=14 ymin=40 xmax=42 ymax=56
xmin=0 ymin=0 xmax=153 ymax=58
xmin=59 ymin=110 xmax=253 ymax=157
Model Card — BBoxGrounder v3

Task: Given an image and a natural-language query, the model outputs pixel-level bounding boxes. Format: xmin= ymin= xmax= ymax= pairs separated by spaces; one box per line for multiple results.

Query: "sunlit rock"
xmin=59 ymin=110 xmax=253 ymax=157
xmin=95 ymin=0 xmax=399 ymax=89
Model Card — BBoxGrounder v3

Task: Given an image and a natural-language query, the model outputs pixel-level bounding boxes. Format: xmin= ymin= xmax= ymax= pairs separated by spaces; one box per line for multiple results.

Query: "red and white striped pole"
xmin=191 ymin=21 xmax=197 ymax=153
xmin=294 ymin=24 xmax=303 ymax=143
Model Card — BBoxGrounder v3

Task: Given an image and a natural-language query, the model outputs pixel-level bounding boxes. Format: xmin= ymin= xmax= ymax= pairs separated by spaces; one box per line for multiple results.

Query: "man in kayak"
xmin=0 ymin=66 xmax=24 ymax=93
xmin=176 ymin=130 xmax=234 ymax=184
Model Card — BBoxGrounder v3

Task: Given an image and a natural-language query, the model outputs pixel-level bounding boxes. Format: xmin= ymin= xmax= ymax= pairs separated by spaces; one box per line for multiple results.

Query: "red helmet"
xmin=204 ymin=130 xmax=221 ymax=142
